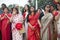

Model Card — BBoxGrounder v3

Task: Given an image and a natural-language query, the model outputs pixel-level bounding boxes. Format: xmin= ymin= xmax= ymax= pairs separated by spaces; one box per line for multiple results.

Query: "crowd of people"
xmin=0 ymin=3 xmax=60 ymax=40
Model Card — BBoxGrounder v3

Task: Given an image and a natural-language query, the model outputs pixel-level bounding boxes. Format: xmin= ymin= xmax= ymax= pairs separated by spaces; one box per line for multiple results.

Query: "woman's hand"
xmin=12 ymin=28 xmax=15 ymax=32
xmin=28 ymin=22 xmax=35 ymax=30
xmin=5 ymin=14 xmax=7 ymax=16
xmin=31 ymin=26 xmax=35 ymax=30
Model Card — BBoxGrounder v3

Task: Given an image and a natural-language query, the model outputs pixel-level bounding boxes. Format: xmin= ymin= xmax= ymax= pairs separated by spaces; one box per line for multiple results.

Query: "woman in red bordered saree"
xmin=27 ymin=6 xmax=41 ymax=40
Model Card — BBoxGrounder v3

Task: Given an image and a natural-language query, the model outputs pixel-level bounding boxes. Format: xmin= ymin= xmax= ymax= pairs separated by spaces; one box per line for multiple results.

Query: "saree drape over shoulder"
xmin=41 ymin=13 xmax=53 ymax=40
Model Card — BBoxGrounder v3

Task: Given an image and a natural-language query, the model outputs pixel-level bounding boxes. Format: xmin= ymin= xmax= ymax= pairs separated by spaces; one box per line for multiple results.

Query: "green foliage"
xmin=28 ymin=0 xmax=56 ymax=9
xmin=38 ymin=0 xmax=55 ymax=8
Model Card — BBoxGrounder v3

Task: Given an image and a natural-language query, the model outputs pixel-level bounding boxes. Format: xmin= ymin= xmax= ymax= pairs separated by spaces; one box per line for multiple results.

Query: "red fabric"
xmin=15 ymin=23 xmax=22 ymax=30
xmin=53 ymin=0 xmax=59 ymax=4
xmin=1 ymin=13 xmax=12 ymax=40
xmin=35 ymin=13 xmax=40 ymax=19
xmin=0 ymin=14 xmax=1 ymax=31
xmin=0 ymin=21 xmax=1 ymax=31
xmin=53 ymin=11 xmax=58 ymax=16
xmin=23 ymin=12 xmax=26 ymax=19
xmin=28 ymin=14 xmax=40 ymax=40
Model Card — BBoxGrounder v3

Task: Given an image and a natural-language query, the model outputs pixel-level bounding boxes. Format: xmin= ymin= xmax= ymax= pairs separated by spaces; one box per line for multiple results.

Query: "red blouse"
xmin=28 ymin=13 xmax=39 ymax=28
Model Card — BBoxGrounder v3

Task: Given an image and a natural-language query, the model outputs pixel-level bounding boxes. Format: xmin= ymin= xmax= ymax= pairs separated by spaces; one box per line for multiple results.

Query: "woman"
xmin=41 ymin=4 xmax=53 ymax=40
xmin=27 ymin=6 xmax=40 ymax=40
xmin=1 ymin=7 xmax=11 ymax=40
xmin=54 ymin=3 xmax=60 ymax=40
xmin=22 ymin=4 xmax=30 ymax=39
xmin=11 ymin=7 xmax=24 ymax=40
xmin=50 ymin=5 xmax=57 ymax=40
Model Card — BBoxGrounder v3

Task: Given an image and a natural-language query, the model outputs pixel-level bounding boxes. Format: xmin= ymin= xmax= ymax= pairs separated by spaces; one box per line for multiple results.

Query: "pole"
xmin=36 ymin=0 xmax=38 ymax=10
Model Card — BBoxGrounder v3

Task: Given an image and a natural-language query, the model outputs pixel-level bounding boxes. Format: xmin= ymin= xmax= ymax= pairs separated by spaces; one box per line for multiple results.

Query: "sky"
xmin=0 ymin=0 xmax=28 ymax=7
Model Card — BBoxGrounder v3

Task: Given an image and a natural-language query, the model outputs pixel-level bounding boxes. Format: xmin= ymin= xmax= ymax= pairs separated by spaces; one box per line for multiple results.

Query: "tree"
xmin=28 ymin=0 xmax=56 ymax=9
xmin=38 ymin=0 xmax=56 ymax=9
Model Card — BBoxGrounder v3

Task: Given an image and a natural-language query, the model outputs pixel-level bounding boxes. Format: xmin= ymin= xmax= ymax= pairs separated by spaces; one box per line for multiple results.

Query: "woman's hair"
xmin=22 ymin=4 xmax=30 ymax=15
xmin=36 ymin=8 xmax=42 ymax=12
xmin=1 ymin=3 xmax=7 ymax=7
xmin=1 ymin=3 xmax=7 ymax=10
xmin=44 ymin=4 xmax=50 ymax=12
xmin=3 ymin=7 xmax=9 ymax=13
xmin=27 ymin=6 xmax=36 ymax=22
xmin=12 ymin=7 xmax=19 ymax=14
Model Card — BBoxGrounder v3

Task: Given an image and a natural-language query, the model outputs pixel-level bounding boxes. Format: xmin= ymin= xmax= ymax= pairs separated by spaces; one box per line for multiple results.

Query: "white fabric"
xmin=24 ymin=11 xmax=29 ymax=37
xmin=11 ymin=14 xmax=23 ymax=40
xmin=25 ymin=11 xmax=28 ymax=18
xmin=41 ymin=13 xmax=53 ymax=40
xmin=57 ymin=16 xmax=60 ymax=40
xmin=42 ymin=28 xmax=48 ymax=40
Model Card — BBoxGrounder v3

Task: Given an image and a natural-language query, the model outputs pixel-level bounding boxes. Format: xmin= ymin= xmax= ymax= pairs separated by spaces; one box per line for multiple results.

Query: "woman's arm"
xmin=7 ymin=15 xmax=11 ymax=20
xmin=1 ymin=15 xmax=5 ymax=20
xmin=38 ymin=19 xmax=41 ymax=28
xmin=9 ymin=17 xmax=13 ymax=22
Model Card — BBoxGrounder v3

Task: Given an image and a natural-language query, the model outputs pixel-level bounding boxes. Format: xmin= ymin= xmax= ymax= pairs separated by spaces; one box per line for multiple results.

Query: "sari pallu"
xmin=32 ymin=22 xmax=40 ymax=40
xmin=34 ymin=23 xmax=40 ymax=40
xmin=28 ymin=22 xmax=40 ymax=40
xmin=41 ymin=13 xmax=53 ymax=40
